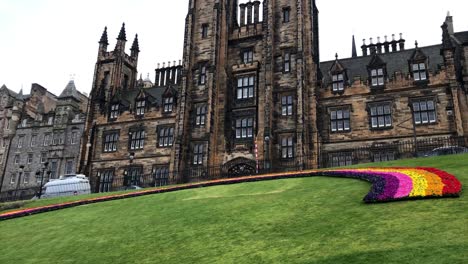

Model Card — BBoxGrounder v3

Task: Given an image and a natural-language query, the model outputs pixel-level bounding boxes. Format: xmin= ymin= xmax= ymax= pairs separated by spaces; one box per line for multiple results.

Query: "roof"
xmin=320 ymin=44 xmax=444 ymax=86
xmin=0 ymin=84 xmax=24 ymax=100
xmin=59 ymin=80 xmax=81 ymax=101
xmin=117 ymin=86 xmax=173 ymax=107
xmin=453 ymin=31 xmax=468 ymax=45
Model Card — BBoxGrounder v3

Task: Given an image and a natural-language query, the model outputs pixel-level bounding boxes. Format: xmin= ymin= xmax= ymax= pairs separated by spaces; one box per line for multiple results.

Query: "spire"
xmin=131 ymin=34 xmax=140 ymax=52
xmin=441 ymin=22 xmax=454 ymax=50
xmin=99 ymin=26 xmax=108 ymax=45
xmin=117 ymin=23 xmax=127 ymax=41
xmin=352 ymin=35 xmax=357 ymax=58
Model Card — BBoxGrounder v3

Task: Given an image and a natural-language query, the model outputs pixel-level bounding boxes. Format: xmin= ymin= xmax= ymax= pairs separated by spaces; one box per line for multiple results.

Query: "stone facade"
xmin=82 ymin=1 xmax=468 ymax=189
xmin=318 ymin=15 xmax=468 ymax=166
xmin=0 ymin=81 xmax=88 ymax=192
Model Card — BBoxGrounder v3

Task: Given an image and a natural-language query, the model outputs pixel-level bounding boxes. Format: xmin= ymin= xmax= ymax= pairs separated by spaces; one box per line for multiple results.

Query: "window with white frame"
xmin=281 ymin=136 xmax=294 ymax=159
xmin=332 ymin=73 xmax=345 ymax=92
xmin=30 ymin=135 xmax=37 ymax=147
xmin=330 ymin=108 xmax=351 ymax=132
xmin=199 ymin=65 xmax=207 ymax=85
xmin=129 ymin=130 xmax=145 ymax=150
xmin=236 ymin=76 xmax=255 ymax=100
xmin=50 ymin=161 xmax=58 ymax=179
xmin=281 ymin=95 xmax=293 ymax=116
xmin=164 ymin=97 xmax=174 ymax=113
xmin=195 ymin=105 xmax=207 ymax=126
xmin=71 ymin=131 xmax=79 ymax=145
xmin=23 ymin=172 xmax=30 ymax=184
xmin=10 ymin=174 xmax=16 ymax=184
xmin=125 ymin=167 xmax=142 ymax=187
xmin=371 ymin=68 xmax=385 ymax=87
xmin=47 ymin=116 xmax=54 ymax=125
xmin=27 ymin=154 xmax=33 ymax=164
xmin=193 ymin=144 xmax=204 ymax=165
xmin=412 ymin=63 xmax=427 ymax=81
xmin=284 ymin=52 xmax=291 ymax=73
xmin=110 ymin=104 xmax=120 ymax=120
xmin=41 ymin=153 xmax=47 ymax=163
xmin=158 ymin=127 xmax=174 ymax=147
xmin=330 ymin=153 xmax=353 ymax=167
xmin=99 ymin=169 xmax=114 ymax=193
xmin=65 ymin=160 xmax=74 ymax=174
xmin=136 ymin=100 xmax=146 ymax=116
xmin=43 ymin=134 xmax=51 ymax=146
xmin=153 ymin=166 xmax=169 ymax=187
xmin=370 ymin=103 xmax=392 ymax=129
xmin=235 ymin=117 xmax=254 ymax=139
xmin=242 ymin=49 xmax=254 ymax=64
xmin=17 ymin=136 xmax=24 ymax=148
xmin=103 ymin=131 xmax=119 ymax=152
xmin=412 ymin=99 xmax=436 ymax=125
xmin=14 ymin=155 xmax=20 ymax=164
xmin=373 ymin=152 xmax=395 ymax=162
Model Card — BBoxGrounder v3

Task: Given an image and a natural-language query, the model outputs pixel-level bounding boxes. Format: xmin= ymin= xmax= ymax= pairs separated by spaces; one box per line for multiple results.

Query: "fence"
xmin=320 ymin=136 xmax=468 ymax=168
xmin=1 ymin=136 xmax=467 ymax=202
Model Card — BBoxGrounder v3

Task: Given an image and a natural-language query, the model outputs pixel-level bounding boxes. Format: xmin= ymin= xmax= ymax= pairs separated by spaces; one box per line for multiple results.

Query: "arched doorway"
xmin=223 ymin=158 xmax=257 ymax=178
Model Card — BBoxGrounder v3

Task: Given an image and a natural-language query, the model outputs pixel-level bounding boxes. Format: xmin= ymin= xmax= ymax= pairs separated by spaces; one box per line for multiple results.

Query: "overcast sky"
xmin=1 ymin=0 xmax=467 ymax=96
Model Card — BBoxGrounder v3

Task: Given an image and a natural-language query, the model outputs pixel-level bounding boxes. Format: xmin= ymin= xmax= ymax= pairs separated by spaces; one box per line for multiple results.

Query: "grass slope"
xmin=0 ymin=155 xmax=467 ymax=264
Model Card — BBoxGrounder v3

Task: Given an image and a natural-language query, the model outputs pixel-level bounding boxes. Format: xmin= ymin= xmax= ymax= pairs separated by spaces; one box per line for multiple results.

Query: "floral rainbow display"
xmin=0 ymin=167 xmax=462 ymax=221
xmin=319 ymin=167 xmax=462 ymax=203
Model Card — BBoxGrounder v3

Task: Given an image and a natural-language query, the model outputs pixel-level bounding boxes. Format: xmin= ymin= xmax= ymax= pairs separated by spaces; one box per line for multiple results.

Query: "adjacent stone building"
xmin=0 ymin=81 xmax=88 ymax=193
xmin=319 ymin=15 xmax=468 ymax=166
xmin=80 ymin=24 xmax=180 ymax=191
xmin=82 ymin=1 xmax=468 ymax=190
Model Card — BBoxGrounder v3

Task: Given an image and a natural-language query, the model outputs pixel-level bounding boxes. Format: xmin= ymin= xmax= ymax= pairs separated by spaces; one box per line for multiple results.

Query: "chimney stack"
xmin=253 ymin=1 xmax=261 ymax=23
xmin=246 ymin=1 xmax=253 ymax=25
xmin=239 ymin=3 xmax=246 ymax=26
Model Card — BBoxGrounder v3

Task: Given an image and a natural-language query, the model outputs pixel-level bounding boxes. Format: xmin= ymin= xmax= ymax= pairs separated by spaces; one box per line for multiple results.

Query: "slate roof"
xmin=320 ymin=44 xmax=444 ymax=87
xmin=59 ymin=80 xmax=81 ymax=100
xmin=453 ymin=31 xmax=468 ymax=45
xmin=118 ymin=85 xmax=175 ymax=107
xmin=0 ymin=84 xmax=24 ymax=100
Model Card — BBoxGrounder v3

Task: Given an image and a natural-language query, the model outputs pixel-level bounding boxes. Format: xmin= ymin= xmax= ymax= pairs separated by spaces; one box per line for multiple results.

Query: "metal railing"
xmin=1 ymin=136 xmax=466 ymax=202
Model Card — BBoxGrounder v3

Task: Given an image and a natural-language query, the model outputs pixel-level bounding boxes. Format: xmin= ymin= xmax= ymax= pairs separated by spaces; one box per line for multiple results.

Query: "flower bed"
xmin=0 ymin=167 xmax=462 ymax=221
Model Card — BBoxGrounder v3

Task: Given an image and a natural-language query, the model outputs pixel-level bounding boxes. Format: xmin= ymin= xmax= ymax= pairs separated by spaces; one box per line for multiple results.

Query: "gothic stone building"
xmin=0 ymin=81 xmax=88 ymax=193
xmin=319 ymin=15 xmax=468 ymax=166
xmin=83 ymin=1 xmax=468 ymax=189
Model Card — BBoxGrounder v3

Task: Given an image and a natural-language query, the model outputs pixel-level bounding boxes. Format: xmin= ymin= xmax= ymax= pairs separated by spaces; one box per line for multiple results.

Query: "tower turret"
xmin=131 ymin=34 xmax=140 ymax=61
xmin=98 ymin=27 xmax=109 ymax=58
xmin=114 ymin=23 xmax=127 ymax=53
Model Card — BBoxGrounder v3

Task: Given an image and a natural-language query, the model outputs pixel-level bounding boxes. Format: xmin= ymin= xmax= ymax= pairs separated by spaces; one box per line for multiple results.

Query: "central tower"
xmin=172 ymin=0 xmax=320 ymax=181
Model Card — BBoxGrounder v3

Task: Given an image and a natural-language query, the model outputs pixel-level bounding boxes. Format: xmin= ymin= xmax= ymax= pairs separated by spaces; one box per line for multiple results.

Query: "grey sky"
xmin=0 ymin=0 xmax=467 ymax=96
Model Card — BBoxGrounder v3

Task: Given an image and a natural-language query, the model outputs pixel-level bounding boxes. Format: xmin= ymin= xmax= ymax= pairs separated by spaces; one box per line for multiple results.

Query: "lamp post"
xmin=264 ymin=136 xmax=271 ymax=172
xmin=124 ymin=152 xmax=135 ymax=189
xmin=15 ymin=165 xmax=25 ymax=197
xmin=35 ymin=162 xmax=49 ymax=199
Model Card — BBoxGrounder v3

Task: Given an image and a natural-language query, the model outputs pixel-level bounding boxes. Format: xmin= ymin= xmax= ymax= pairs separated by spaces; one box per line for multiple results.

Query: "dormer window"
xmin=163 ymin=97 xmax=174 ymax=113
xmin=412 ymin=63 xmax=427 ymax=81
xmin=110 ymin=104 xmax=120 ymax=120
xmin=371 ymin=68 xmax=385 ymax=87
xmin=47 ymin=117 xmax=54 ymax=125
xmin=136 ymin=100 xmax=146 ymax=116
xmin=332 ymin=73 xmax=345 ymax=92
xmin=21 ymin=119 xmax=28 ymax=128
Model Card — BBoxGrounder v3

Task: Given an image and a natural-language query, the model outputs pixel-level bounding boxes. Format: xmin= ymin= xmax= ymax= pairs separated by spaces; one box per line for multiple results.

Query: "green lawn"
xmin=0 ymin=155 xmax=467 ymax=264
